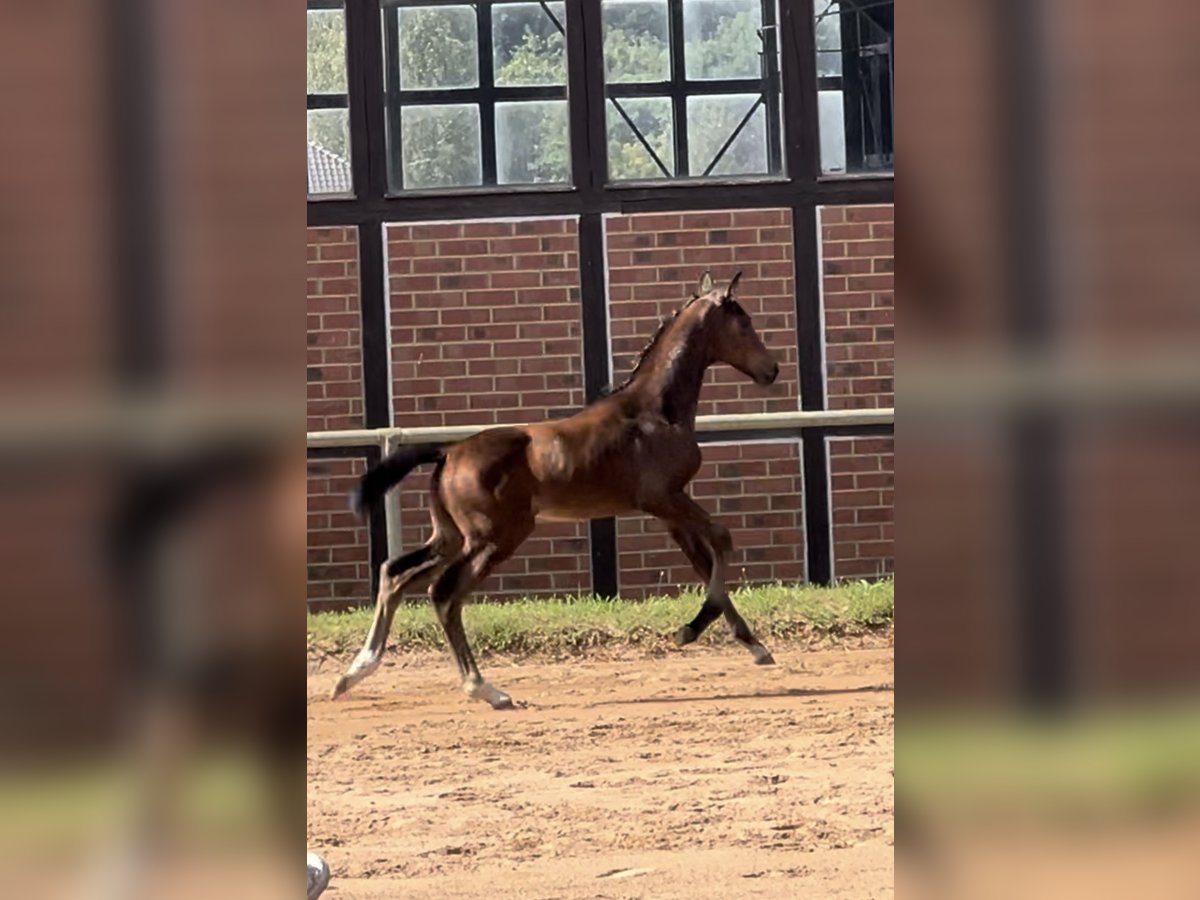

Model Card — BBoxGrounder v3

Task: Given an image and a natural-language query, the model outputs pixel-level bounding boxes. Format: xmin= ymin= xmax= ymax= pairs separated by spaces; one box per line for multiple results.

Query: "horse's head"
xmin=696 ymin=271 xmax=779 ymax=386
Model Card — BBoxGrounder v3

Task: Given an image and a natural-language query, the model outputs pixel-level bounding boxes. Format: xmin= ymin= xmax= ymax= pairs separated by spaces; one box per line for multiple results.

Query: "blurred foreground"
xmin=903 ymin=0 xmax=1200 ymax=896
xmin=3 ymin=0 xmax=1200 ymax=896
xmin=0 ymin=0 xmax=301 ymax=896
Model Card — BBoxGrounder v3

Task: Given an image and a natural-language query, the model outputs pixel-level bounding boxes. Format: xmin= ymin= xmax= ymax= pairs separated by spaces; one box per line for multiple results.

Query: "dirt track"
xmin=307 ymin=644 xmax=894 ymax=899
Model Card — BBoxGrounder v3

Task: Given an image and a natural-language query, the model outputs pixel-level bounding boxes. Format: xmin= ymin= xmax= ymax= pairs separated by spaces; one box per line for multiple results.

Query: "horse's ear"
xmin=697 ymin=270 xmax=715 ymax=295
xmin=724 ymin=270 xmax=743 ymax=301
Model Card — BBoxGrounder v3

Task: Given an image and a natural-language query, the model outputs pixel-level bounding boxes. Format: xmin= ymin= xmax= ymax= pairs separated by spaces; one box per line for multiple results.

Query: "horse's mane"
xmin=602 ymin=292 xmax=703 ymax=397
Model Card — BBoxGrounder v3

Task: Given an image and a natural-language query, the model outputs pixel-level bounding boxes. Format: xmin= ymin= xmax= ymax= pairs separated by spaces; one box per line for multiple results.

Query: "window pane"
xmin=819 ymin=90 xmax=846 ymax=173
xmin=496 ymin=101 xmax=570 ymax=184
xmin=398 ymin=5 xmax=479 ymax=90
xmin=307 ymin=9 xmax=348 ymax=94
xmin=602 ymin=0 xmax=670 ymax=83
xmin=400 ymin=105 xmax=482 ymax=189
xmin=815 ymin=2 xmax=840 ymax=50
xmin=606 ymin=97 xmax=674 ymax=180
xmin=682 ymin=0 xmax=762 ymax=81
xmin=815 ymin=0 xmax=842 ymax=76
xmin=493 ymin=2 xmax=567 ymax=87
xmin=815 ymin=0 xmax=893 ymax=175
xmin=687 ymin=94 xmax=766 ymax=177
xmin=307 ymin=109 xmax=352 ymax=195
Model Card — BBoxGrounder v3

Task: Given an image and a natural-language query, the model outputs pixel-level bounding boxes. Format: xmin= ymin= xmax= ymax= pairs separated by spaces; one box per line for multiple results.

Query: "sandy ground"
xmin=307 ymin=644 xmax=894 ymax=899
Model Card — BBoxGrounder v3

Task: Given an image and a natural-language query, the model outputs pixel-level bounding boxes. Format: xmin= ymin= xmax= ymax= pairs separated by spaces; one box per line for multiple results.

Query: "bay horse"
xmin=333 ymin=270 xmax=780 ymax=708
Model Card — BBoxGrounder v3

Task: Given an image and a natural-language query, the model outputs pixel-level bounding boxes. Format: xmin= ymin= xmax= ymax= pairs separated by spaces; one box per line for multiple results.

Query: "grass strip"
xmin=308 ymin=578 xmax=893 ymax=658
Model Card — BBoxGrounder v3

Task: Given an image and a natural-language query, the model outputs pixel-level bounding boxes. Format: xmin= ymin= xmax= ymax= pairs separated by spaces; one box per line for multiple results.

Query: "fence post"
xmin=383 ymin=432 xmax=404 ymax=560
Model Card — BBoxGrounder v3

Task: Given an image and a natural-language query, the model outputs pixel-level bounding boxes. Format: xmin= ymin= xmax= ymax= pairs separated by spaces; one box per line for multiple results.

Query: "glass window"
xmin=814 ymin=0 xmax=893 ymax=175
xmin=683 ymin=0 xmax=763 ymax=81
xmin=602 ymin=0 xmax=670 ymax=83
xmin=398 ymin=6 xmax=479 ymax=90
xmin=493 ymin=2 xmax=567 ymax=87
xmin=815 ymin=0 xmax=842 ymax=77
xmin=607 ymin=96 xmax=675 ymax=180
xmin=383 ymin=0 xmax=571 ymax=192
xmin=307 ymin=111 xmax=353 ymax=195
xmin=307 ymin=5 xmax=352 ymax=197
xmin=308 ymin=9 xmax=348 ymax=94
xmin=601 ymin=0 xmax=781 ymax=181
xmin=400 ymin=104 xmax=482 ymax=190
xmin=496 ymin=100 xmax=570 ymax=184
xmin=687 ymin=93 xmax=767 ymax=176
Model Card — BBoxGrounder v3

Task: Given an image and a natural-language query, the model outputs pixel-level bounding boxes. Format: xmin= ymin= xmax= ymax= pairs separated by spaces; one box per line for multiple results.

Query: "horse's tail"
xmin=351 ymin=443 xmax=446 ymax=517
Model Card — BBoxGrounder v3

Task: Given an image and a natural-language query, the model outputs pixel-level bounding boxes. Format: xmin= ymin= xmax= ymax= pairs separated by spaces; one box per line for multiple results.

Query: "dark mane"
xmin=603 ymin=293 xmax=704 ymax=397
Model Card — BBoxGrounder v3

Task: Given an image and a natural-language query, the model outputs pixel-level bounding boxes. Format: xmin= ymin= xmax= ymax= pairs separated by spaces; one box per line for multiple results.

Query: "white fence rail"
xmin=307 ymin=408 xmax=894 ymax=557
xmin=306 ymin=408 xmax=894 ymax=449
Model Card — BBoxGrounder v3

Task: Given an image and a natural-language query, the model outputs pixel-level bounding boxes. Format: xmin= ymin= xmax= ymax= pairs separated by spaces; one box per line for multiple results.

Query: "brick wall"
xmin=606 ymin=209 xmax=801 ymax=413
xmin=307 ymin=457 xmax=373 ymax=612
xmin=821 ymin=205 xmax=894 ymax=410
xmin=386 ymin=218 xmax=590 ymax=598
xmin=307 ymin=227 xmax=365 ymax=432
xmin=829 ymin=437 xmax=894 ymax=580
xmin=606 ymin=209 xmax=803 ymax=598
xmin=306 ymin=210 xmax=893 ymax=609
xmin=617 ymin=442 xmax=806 ymax=597
xmin=307 ymin=228 xmax=371 ymax=610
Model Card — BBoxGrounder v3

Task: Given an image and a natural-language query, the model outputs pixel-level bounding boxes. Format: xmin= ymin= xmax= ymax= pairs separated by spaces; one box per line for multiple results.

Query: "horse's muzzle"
xmin=755 ymin=361 xmax=780 ymax=386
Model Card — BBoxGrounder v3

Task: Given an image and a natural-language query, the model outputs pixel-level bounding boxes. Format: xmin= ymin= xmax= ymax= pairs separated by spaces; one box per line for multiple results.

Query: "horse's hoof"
xmin=674 ymin=626 xmax=698 ymax=646
xmin=490 ymin=694 xmax=516 ymax=711
xmin=753 ymin=650 xmax=776 ymax=666
xmin=331 ymin=677 xmax=350 ymax=699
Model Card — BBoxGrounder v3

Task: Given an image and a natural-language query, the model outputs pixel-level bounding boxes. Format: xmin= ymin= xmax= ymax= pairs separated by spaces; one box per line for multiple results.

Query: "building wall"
xmin=307 ymin=456 xmax=373 ymax=612
xmin=821 ymin=205 xmax=894 ymax=410
xmin=387 ymin=218 xmax=589 ymax=598
xmin=829 ymin=436 xmax=895 ymax=580
xmin=307 ymin=226 xmax=365 ymax=432
xmin=306 ymin=207 xmax=896 ymax=608
xmin=307 ymin=227 xmax=372 ymax=609
xmin=605 ymin=209 xmax=805 ymax=596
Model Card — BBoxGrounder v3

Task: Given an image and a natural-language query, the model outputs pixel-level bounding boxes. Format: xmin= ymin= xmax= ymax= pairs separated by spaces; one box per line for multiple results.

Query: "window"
xmin=382 ymin=1 xmax=570 ymax=192
xmin=814 ymin=1 xmax=893 ymax=175
xmin=307 ymin=3 xmax=353 ymax=197
xmin=602 ymin=0 xmax=782 ymax=182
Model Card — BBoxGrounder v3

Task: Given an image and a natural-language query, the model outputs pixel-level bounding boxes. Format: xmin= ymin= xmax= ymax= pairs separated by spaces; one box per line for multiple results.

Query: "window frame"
xmin=307 ymin=0 xmax=355 ymax=199
xmin=601 ymin=0 xmax=785 ymax=183
xmin=382 ymin=0 xmax=573 ymax=194
xmin=813 ymin=0 xmax=894 ymax=176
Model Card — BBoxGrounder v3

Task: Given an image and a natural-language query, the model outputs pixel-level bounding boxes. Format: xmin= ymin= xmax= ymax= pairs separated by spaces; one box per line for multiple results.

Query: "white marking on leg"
xmin=332 ymin=647 xmax=382 ymax=697
xmin=347 ymin=646 xmax=382 ymax=678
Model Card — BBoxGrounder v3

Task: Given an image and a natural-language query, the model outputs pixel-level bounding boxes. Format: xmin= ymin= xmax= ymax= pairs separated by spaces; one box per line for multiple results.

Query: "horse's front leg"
xmin=666 ymin=525 xmax=724 ymax=645
xmin=656 ymin=494 xmax=775 ymax=665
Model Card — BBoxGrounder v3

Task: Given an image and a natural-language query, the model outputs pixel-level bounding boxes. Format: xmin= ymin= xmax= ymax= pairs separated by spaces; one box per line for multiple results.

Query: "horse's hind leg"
xmin=332 ymin=541 xmax=443 ymax=698
xmin=430 ymin=528 xmax=530 ymax=709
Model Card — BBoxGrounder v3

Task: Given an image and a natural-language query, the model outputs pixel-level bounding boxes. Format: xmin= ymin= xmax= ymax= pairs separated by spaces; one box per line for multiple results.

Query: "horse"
xmin=333 ymin=270 xmax=781 ymax=708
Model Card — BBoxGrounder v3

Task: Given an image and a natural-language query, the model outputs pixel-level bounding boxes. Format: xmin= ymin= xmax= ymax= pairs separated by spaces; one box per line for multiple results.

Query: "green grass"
xmin=899 ymin=703 xmax=1200 ymax=819
xmin=307 ymin=578 xmax=893 ymax=659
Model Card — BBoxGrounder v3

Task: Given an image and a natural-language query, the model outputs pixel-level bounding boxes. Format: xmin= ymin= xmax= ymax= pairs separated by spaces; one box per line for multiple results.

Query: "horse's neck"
xmin=630 ymin=321 xmax=709 ymax=428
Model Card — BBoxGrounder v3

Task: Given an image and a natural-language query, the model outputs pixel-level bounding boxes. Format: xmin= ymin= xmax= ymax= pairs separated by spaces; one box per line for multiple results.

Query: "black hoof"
xmin=674 ymin=625 xmax=698 ymax=646
xmin=754 ymin=652 xmax=776 ymax=666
